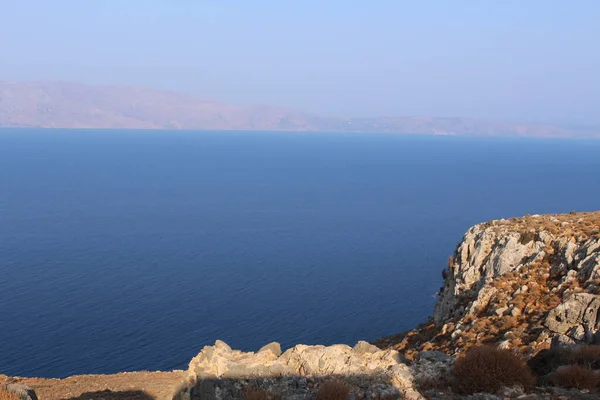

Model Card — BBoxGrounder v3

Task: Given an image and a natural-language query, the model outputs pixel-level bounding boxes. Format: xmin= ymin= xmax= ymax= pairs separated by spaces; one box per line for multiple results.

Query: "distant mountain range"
xmin=1 ymin=81 xmax=598 ymax=138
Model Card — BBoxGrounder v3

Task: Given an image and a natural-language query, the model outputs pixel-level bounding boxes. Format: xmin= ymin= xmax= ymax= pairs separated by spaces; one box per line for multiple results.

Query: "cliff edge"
xmin=376 ymin=211 xmax=600 ymax=360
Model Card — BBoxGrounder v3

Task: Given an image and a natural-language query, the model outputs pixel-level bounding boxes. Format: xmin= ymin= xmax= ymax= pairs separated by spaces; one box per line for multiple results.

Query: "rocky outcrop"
xmin=2 ymin=383 xmax=38 ymax=400
xmin=377 ymin=212 xmax=600 ymax=359
xmin=545 ymin=293 xmax=600 ymax=345
xmin=178 ymin=340 xmax=424 ymax=399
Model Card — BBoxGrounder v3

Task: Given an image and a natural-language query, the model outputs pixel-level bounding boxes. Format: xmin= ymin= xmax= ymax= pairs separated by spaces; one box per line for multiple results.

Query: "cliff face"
xmin=377 ymin=211 xmax=600 ymax=359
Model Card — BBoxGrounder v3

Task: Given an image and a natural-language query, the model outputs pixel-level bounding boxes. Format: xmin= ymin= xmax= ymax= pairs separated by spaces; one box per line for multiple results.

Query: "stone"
xmin=434 ymin=225 xmax=544 ymax=323
xmin=257 ymin=342 xmax=282 ymax=357
xmin=183 ymin=341 xmax=424 ymax=399
xmin=352 ymin=340 xmax=380 ymax=354
xmin=551 ymin=334 xmax=576 ymax=347
xmin=4 ymin=384 xmax=38 ymax=400
xmin=214 ymin=340 xmax=232 ymax=352
xmin=498 ymin=340 xmax=511 ymax=350
xmin=495 ymin=307 xmax=508 ymax=317
xmin=499 ymin=385 xmax=525 ymax=397
xmin=417 ymin=351 xmax=450 ymax=363
xmin=545 ymin=293 xmax=600 ymax=343
xmin=451 ymin=329 xmax=463 ymax=339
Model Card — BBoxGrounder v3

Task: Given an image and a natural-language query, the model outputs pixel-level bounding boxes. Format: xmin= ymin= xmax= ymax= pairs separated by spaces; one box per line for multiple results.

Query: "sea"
xmin=1 ymin=129 xmax=599 ymax=378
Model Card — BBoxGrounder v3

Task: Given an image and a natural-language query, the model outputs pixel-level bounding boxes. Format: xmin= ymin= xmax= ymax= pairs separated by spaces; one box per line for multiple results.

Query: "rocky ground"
xmin=0 ymin=371 xmax=187 ymax=400
xmin=3 ymin=211 xmax=600 ymax=399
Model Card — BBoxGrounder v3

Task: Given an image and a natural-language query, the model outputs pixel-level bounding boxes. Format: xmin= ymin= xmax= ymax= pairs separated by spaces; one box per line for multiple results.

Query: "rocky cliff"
xmin=376 ymin=211 xmax=600 ymax=360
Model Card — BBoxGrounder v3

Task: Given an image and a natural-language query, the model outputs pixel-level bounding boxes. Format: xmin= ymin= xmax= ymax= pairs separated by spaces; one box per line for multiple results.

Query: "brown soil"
xmin=0 ymin=371 xmax=187 ymax=400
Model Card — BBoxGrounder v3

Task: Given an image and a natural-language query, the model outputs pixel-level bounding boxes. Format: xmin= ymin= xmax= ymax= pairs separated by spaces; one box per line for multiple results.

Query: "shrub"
xmin=548 ymin=365 xmax=599 ymax=391
xmin=241 ymin=387 xmax=270 ymax=400
xmin=451 ymin=345 xmax=535 ymax=394
xmin=315 ymin=380 xmax=350 ymax=400
xmin=519 ymin=231 xmax=536 ymax=245
xmin=569 ymin=345 xmax=600 ymax=369
xmin=0 ymin=391 xmax=19 ymax=400
xmin=527 ymin=347 xmax=571 ymax=377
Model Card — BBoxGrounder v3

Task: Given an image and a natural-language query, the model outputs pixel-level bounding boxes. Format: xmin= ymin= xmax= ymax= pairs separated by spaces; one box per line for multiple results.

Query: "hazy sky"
xmin=1 ymin=1 xmax=599 ymax=123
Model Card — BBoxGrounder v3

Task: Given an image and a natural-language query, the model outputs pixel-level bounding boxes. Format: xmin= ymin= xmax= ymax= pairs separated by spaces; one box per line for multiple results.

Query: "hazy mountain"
xmin=0 ymin=81 xmax=598 ymax=138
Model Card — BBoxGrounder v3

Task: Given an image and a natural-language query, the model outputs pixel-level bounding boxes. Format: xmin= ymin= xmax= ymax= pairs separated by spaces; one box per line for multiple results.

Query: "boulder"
xmin=257 ymin=342 xmax=281 ymax=357
xmin=545 ymin=293 xmax=600 ymax=343
xmin=352 ymin=340 xmax=380 ymax=355
xmin=3 ymin=384 xmax=38 ymax=400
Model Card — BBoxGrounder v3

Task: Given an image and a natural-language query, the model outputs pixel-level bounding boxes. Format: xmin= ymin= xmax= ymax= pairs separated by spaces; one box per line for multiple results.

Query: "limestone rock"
xmin=3 ymin=384 xmax=38 ymax=400
xmin=184 ymin=340 xmax=424 ymax=399
xmin=545 ymin=293 xmax=600 ymax=343
xmin=257 ymin=342 xmax=282 ymax=357
xmin=417 ymin=351 xmax=451 ymax=364
xmin=434 ymin=225 xmax=544 ymax=323
xmin=353 ymin=340 xmax=380 ymax=354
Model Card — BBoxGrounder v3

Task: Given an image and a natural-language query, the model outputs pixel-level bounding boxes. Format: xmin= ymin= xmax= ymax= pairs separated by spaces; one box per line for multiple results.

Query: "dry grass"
xmin=548 ymin=365 xmax=599 ymax=391
xmin=519 ymin=231 xmax=536 ymax=244
xmin=528 ymin=345 xmax=600 ymax=376
xmin=502 ymin=211 xmax=600 ymax=237
xmin=451 ymin=346 xmax=535 ymax=395
xmin=485 ymin=211 xmax=600 ymax=240
xmin=0 ymin=391 xmax=19 ymax=400
xmin=569 ymin=345 xmax=600 ymax=369
xmin=315 ymin=380 xmax=350 ymax=400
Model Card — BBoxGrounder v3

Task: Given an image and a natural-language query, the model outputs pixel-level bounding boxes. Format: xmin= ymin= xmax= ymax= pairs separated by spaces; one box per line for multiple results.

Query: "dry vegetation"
xmin=241 ymin=387 xmax=272 ymax=400
xmin=0 ymin=391 xmax=19 ymax=400
xmin=528 ymin=345 xmax=600 ymax=391
xmin=315 ymin=380 xmax=351 ymax=400
xmin=377 ymin=258 xmax=571 ymax=359
xmin=450 ymin=346 xmax=535 ymax=395
xmin=548 ymin=365 xmax=600 ymax=391
xmin=570 ymin=345 xmax=600 ymax=369
xmin=480 ymin=211 xmax=600 ymax=240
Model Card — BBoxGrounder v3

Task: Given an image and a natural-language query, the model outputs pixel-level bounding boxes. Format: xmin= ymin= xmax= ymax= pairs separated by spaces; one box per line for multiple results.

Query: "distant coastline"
xmin=1 ymin=81 xmax=598 ymax=139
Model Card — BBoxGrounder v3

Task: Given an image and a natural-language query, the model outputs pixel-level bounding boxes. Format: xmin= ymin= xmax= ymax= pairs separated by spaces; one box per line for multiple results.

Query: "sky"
xmin=1 ymin=1 xmax=599 ymax=123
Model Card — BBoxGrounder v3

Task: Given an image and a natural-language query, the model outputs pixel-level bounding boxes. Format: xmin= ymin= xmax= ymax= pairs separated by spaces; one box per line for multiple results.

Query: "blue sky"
xmin=1 ymin=1 xmax=598 ymax=123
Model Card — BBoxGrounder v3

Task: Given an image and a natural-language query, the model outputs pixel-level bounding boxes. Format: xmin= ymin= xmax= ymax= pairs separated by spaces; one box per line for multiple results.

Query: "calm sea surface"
xmin=1 ymin=129 xmax=599 ymax=377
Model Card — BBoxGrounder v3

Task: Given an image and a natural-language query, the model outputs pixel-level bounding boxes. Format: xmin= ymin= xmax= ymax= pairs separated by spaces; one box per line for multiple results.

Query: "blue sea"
xmin=1 ymin=129 xmax=599 ymax=378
